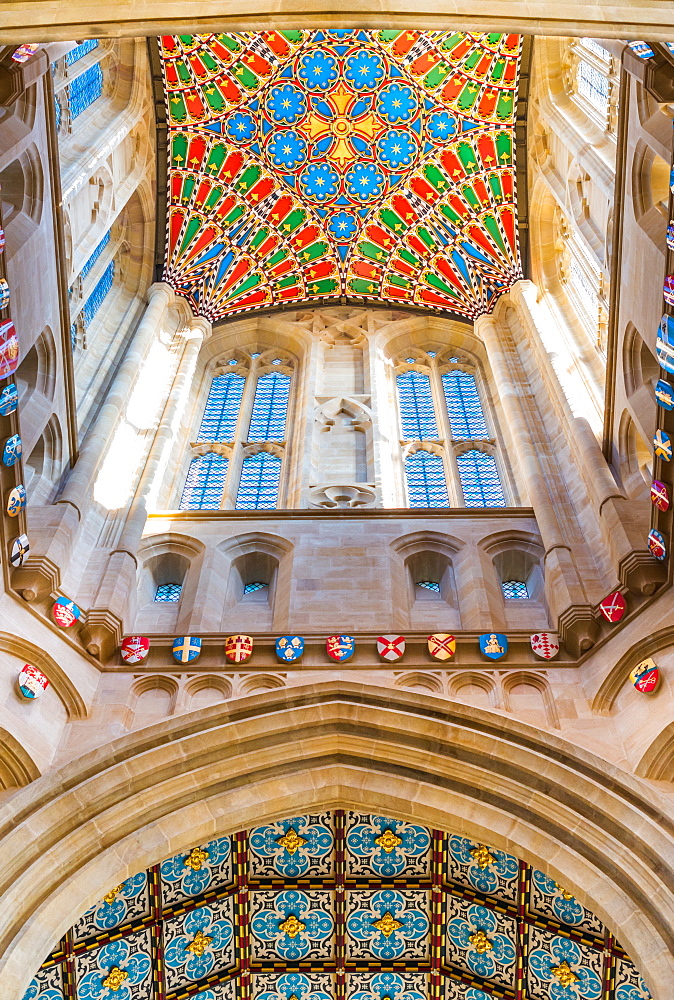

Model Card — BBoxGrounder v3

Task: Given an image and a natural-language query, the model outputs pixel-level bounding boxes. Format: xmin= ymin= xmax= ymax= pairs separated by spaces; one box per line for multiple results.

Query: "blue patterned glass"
xmin=404 ymin=451 xmax=450 ymax=507
xmin=456 ymin=450 xmax=506 ymax=507
xmin=417 ymin=580 xmax=440 ymax=592
xmin=70 ymin=322 xmax=77 ymax=349
xmin=54 ymin=93 xmax=62 ymax=131
xmin=236 ymin=452 xmax=282 ymax=509
xmin=67 ymin=62 xmax=103 ymax=118
xmin=82 ymin=259 xmax=114 ymax=327
xmin=197 ymin=373 xmax=245 ymax=441
xmin=502 ymin=580 xmax=528 ymax=599
xmin=244 ymin=582 xmax=268 ymax=593
xmin=179 ymin=452 xmax=228 ymax=510
xmin=66 ymin=39 xmax=99 ymax=64
xmin=248 ymin=373 xmax=290 ymax=441
xmin=81 ymin=230 xmax=111 ymax=279
xmin=397 ymin=371 xmax=438 ymax=439
xmin=441 ymin=370 xmax=489 ymax=439
xmin=155 ymin=583 xmax=182 ymax=602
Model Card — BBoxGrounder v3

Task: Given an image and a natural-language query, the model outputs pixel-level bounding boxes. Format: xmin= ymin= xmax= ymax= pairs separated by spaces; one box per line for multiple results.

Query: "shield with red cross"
xmin=225 ymin=634 xmax=253 ymax=663
xmin=376 ymin=635 xmax=405 ymax=661
xmin=428 ymin=633 xmax=456 ymax=661
xmin=598 ymin=590 xmax=626 ymax=623
xmin=530 ymin=633 xmax=560 ymax=660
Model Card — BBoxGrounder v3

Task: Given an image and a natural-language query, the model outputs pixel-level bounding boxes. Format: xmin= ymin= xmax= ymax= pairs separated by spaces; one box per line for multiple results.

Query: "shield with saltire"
xmin=427 ymin=633 xmax=456 ymax=661
xmin=172 ymin=636 xmax=201 ymax=663
xmin=648 ymin=529 xmax=667 ymax=561
xmin=654 ymin=429 xmax=672 ymax=461
xmin=598 ymin=590 xmax=626 ymax=622
xmin=6 ymin=484 xmax=25 ymax=517
xmin=9 ymin=533 xmax=29 ymax=567
xmin=0 ymin=383 xmax=18 ymax=416
xmin=377 ymin=635 xmax=406 ymax=661
xmin=664 ymin=276 xmax=674 ymax=307
xmin=120 ymin=636 xmax=150 ymax=664
xmin=17 ymin=664 xmax=49 ymax=700
xmin=655 ymin=379 xmax=674 ymax=410
xmin=2 ymin=434 xmax=22 ymax=467
xmin=276 ymin=635 xmax=304 ymax=662
xmin=225 ymin=634 xmax=253 ymax=663
xmin=651 ymin=480 xmax=670 ymax=511
xmin=530 ymin=633 xmax=559 ymax=660
xmin=326 ymin=635 xmax=355 ymax=662
xmin=479 ymin=633 xmax=508 ymax=660
xmin=52 ymin=597 xmax=81 ymax=628
xmin=657 ymin=314 xmax=674 ymax=374
xmin=630 ymin=657 xmax=661 ymax=694
xmin=0 ymin=320 xmax=19 ymax=378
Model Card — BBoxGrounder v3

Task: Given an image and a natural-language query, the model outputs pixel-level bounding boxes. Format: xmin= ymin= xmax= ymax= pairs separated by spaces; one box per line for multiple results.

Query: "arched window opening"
xmin=456 ymin=450 xmax=505 ymax=507
xmin=179 ymin=453 xmax=228 ymax=510
xmin=66 ymin=40 xmax=99 ymax=65
xmin=397 ymin=371 xmax=438 ymax=440
xmin=67 ymin=62 xmax=104 ymax=119
xmin=502 ymin=579 xmax=529 ymax=599
xmin=404 ymin=451 xmax=450 ymax=508
xmin=441 ymin=369 xmax=489 ymax=439
xmin=197 ymin=373 xmax=245 ymax=442
xmin=493 ymin=548 xmax=545 ymax=606
xmin=577 ymin=60 xmax=609 ymax=115
xmin=248 ymin=372 xmax=290 ymax=441
xmin=154 ymin=583 xmax=182 ymax=602
xmin=236 ymin=452 xmax=282 ymax=510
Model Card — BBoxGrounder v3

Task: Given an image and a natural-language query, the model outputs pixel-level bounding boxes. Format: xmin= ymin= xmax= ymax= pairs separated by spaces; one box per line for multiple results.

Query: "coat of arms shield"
xmin=6 ymin=484 xmax=26 ymax=517
xmin=654 ymin=429 xmax=672 ymax=461
xmin=427 ymin=633 xmax=456 ymax=661
xmin=530 ymin=633 xmax=559 ymax=660
xmin=9 ymin=533 xmax=29 ymax=567
xmin=479 ymin=633 xmax=508 ymax=660
xmin=648 ymin=529 xmax=667 ymax=561
xmin=17 ymin=664 xmax=49 ymax=700
xmin=2 ymin=434 xmax=22 ymax=467
xmin=0 ymin=383 xmax=18 ymax=416
xmin=655 ymin=379 xmax=674 ymax=410
xmin=598 ymin=590 xmax=626 ymax=622
xmin=172 ymin=636 xmax=202 ymax=663
xmin=326 ymin=635 xmax=355 ymax=662
xmin=651 ymin=480 xmax=670 ymax=511
xmin=120 ymin=636 xmax=150 ymax=663
xmin=657 ymin=313 xmax=674 ymax=373
xmin=0 ymin=320 xmax=19 ymax=378
xmin=52 ymin=597 xmax=81 ymax=628
xmin=276 ymin=635 xmax=304 ymax=662
xmin=225 ymin=634 xmax=253 ymax=663
xmin=630 ymin=657 xmax=661 ymax=694
xmin=376 ymin=635 xmax=405 ymax=661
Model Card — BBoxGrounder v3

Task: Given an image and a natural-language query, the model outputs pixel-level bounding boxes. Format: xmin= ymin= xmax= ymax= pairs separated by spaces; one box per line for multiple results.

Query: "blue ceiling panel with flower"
xmin=25 ymin=811 xmax=651 ymax=1000
xmin=159 ymin=31 xmax=524 ymax=321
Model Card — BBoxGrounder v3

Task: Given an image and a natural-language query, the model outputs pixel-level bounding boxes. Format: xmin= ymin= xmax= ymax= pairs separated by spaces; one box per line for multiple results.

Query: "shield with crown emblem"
xmin=276 ymin=635 xmax=304 ymax=662
xmin=225 ymin=634 xmax=253 ymax=663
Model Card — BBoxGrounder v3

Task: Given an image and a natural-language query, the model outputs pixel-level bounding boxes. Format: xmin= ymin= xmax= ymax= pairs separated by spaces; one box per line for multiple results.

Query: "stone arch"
xmin=394 ymin=671 xmax=443 ymax=694
xmin=503 ymin=671 xmax=560 ymax=729
xmin=129 ymin=675 xmax=179 ymax=723
xmin=622 ymin=322 xmax=658 ymax=398
xmin=0 ymin=728 xmax=40 ymax=790
xmin=136 ymin=533 xmax=205 ymax=628
xmin=481 ymin=529 xmax=547 ymax=605
xmin=0 ymin=632 xmax=86 ymax=720
xmin=218 ymin=531 xmax=293 ymax=630
xmin=25 ymin=414 xmax=63 ymax=503
xmin=15 ymin=325 xmax=57 ymax=407
xmin=635 ymin=723 xmax=674 ymax=782
xmin=0 ymin=143 xmax=43 ymax=248
xmin=312 ymin=396 xmax=374 ymax=484
xmin=0 ymin=683 xmax=673 ymax=999
xmin=238 ymin=674 xmax=286 ymax=695
xmin=449 ymin=671 xmax=499 ymax=710
xmin=184 ymin=675 xmax=232 ymax=709
xmin=591 ymin=625 xmax=674 ymax=716
xmin=630 ymin=137 xmax=670 ymax=249
xmin=391 ymin=530 xmax=463 ymax=630
xmin=617 ymin=408 xmax=652 ymax=501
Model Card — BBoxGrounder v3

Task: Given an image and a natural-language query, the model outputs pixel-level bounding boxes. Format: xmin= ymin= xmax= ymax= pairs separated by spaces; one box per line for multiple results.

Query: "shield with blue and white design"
xmin=276 ymin=635 xmax=304 ymax=662
xmin=326 ymin=634 xmax=355 ymax=662
xmin=654 ymin=429 xmax=672 ymax=461
xmin=172 ymin=636 xmax=202 ymax=663
xmin=6 ymin=484 xmax=25 ymax=517
xmin=2 ymin=434 xmax=22 ymax=467
xmin=657 ymin=314 xmax=674 ymax=374
xmin=0 ymin=383 xmax=18 ymax=416
xmin=655 ymin=378 xmax=674 ymax=410
xmin=479 ymin=632 xmax=508 ymax=660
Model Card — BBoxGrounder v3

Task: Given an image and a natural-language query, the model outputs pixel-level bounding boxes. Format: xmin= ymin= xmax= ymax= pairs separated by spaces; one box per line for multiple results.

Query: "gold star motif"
xmin=186 ymin=929 xmax=213 ymax=957
xmin=103 ymin=884 xmax=125 ymax=906
xmin=552 ymin=962 xmax=578 ymax=988
xmin=470 ymin=845 xmax=496 ymax=869
xmin=183 ymin=846 xmax=210 ymax=871
xmin=279 ymin=914 xmax=306 ymax=938
xmin=102 ymin=967 xmax=129 ymax=992
xmin=374 ymin=829 xmax=403 ymax=854
xmin=469 ymin=930 xmax=493 ymax=953
xmin=553 ymin=882 xmax=575 ymax=901
xmin=372 ymin=911 xmax=403 ymax=937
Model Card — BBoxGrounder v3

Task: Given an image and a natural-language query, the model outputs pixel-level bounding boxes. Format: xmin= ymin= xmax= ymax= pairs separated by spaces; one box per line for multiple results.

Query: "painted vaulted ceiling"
xmin=159 ymin=31 xmax=523 ymax=321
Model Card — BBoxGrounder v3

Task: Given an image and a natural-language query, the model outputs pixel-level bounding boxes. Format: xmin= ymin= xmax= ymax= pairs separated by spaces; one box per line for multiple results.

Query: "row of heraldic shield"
xmin=118 ymin=631 xmax=562 ymax=664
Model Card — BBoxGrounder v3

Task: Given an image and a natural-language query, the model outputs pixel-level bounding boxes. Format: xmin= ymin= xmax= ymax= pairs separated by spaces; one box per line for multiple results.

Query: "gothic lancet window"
xmin=404 ymin=450 xmax=450 ymax=508
xmin=456 ymin=450 xmax=506 ymax=507
xmin=67 ymin=63 xmax=104 ymax=118
xmin=236 ymin=452 xmax=283 ymax=509
xmin=196 ymin=373 xmax=245 ymax=441
xmin=179 ymin=452 xmax=229 ymax=510
xmin=81 ymin=260 xmax=115 ymax=328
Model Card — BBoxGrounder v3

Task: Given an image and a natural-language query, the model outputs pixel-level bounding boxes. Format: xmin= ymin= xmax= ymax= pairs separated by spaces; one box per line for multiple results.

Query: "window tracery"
xmin=180 ymin=452 xmax=230 ymax=510
xmin=236 ymin=452 xmax=283 ymax=510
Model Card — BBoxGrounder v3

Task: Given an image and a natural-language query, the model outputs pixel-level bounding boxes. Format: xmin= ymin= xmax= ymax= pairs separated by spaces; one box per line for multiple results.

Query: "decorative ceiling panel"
xmin=159 ymin=31 xmax=523 ymax=321
xmin=26 ymin=811 xmax=651 ymax=1000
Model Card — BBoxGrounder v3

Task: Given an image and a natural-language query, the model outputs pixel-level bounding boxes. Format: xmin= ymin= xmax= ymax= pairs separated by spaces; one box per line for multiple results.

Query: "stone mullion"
xmin=429 ymin=363 xmax=461 ymax=507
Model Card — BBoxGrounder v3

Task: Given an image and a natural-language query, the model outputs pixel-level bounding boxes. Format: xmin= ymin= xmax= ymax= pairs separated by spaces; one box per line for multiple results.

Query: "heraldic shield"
xmin=479 ymin=633 xmax=508 ymax=660
xmin=276 ymin=635 xmax=304 ymax=662
xmin=598 ymin=590 xmax=626 ymax=623
xmin=651 ymin=480 xmax=670 ymax=511
xmin=10 ymin=533 xmax=29 ymax=567
xmin=648 ymin=529 xmax=667 ymax=561
xmin=52 ymin=597 xmax=81 ymax=628
xmin=6 ymin=484 xmax=26 ymax=517
xmin=172 ymin=636 xmax=201 ymax=663
xmin=120 ymin=636 xmax=150 ymax=664
xmin=225 ymin=634 xmax=253 ymax=663
xmin=376 ymin=635 xmax=405 ymax=661
xmin=428 ymin=633 xmax=456 ymax=661
xmin=530 ymin=633 xmax=559 ymax=660
xmin=2 ymin=433 xmax=22 ymax=467
xmin=326 ymin=635 xmax=355 ymax=662
xmin=630 ymin=657 xmax=661 ymax=693
xmin=18 ymin=664 xmax=49 ymax=700
xmin=0 ymin=383 xmax=18 ymax=417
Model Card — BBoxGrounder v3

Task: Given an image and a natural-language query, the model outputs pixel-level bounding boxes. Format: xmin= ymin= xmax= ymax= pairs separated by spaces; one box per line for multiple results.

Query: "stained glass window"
xmin=197 ymin=373 xmax=245 ymax=441
xmin=54 ymin=94 xmax=62 ymax=131
xmin=397 ymin=371 xmax=438 ymax=440
xmin=155 ymin=582 xmax=182 ymax=602
xmin=82 ymin=260 xmax=114 ymax=328
xmin=502 ymin=580 xmax=528 ymax=599
xmin=441 ymin=370 xmax=489 ymax=439
xmin=67 ymin=62 xmax=103 ymax=118
xmin=577 ymin=61 xmax=609 ymax=114
xmin=404 ymin=451 xmax=450 ymax=508
xmin=236 ymin=452 xmax=282 ymax=509
xmin=243 ymin=581 xmax=268 ymax=593
xmin=417 ymin=580 xmax=440 ymax=592
xmin=248 ymin=372 xmax=290 ymax=441
xmin=66 ymin=39 xmax=99 ymax=65
xmin=80 ymin=231 xmax=111 ymax=279
xmin=70 ymin=323 xmax=78 ymax=350
xmin=580 ymin=38 xmax=609 ymax=60
xmin=179 ymin=452 xmax=228 ymax=510
xmin=456 ymin=450 xmax=506 ymax=507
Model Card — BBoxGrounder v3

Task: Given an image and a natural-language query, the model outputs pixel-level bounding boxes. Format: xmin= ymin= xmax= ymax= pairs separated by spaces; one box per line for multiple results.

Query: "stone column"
xmin=475 ymin=311 xmax=599 ymax=655
xmin=81 ymin=314 xmax=211 ymax=657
